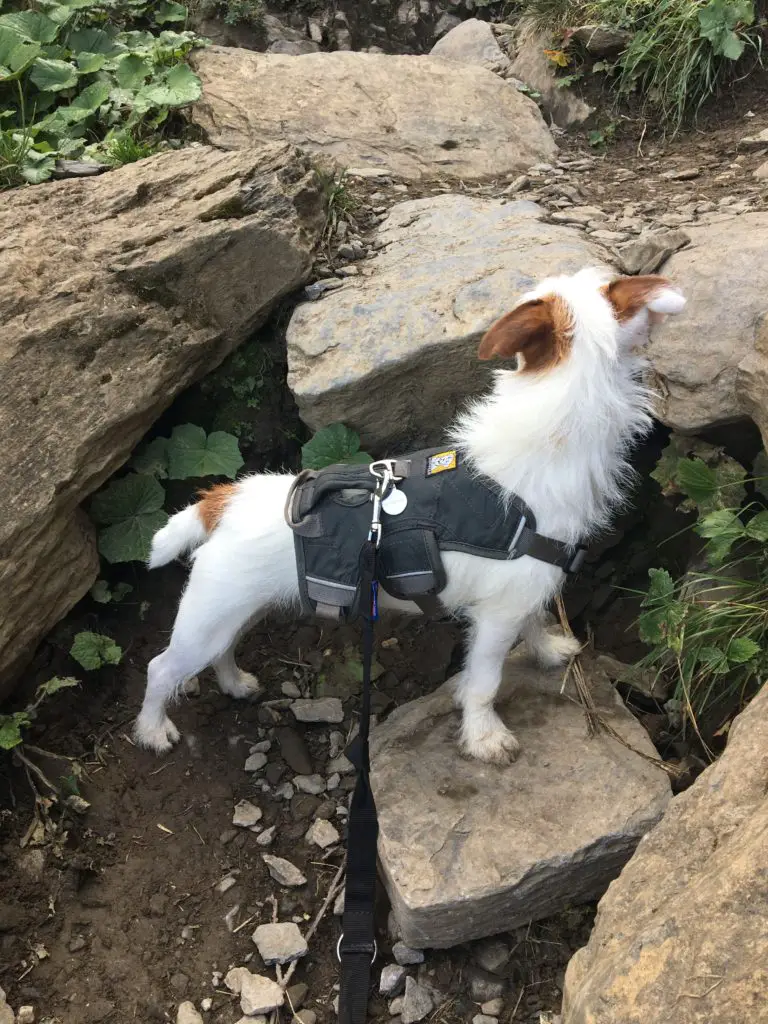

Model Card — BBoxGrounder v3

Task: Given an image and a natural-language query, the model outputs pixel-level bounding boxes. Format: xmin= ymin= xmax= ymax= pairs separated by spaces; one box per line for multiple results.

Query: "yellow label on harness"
xmin=426 ymin=450 xmax=458 ymax=476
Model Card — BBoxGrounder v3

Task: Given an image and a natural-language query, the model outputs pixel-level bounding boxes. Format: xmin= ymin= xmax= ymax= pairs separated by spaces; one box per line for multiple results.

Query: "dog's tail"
xmin=148 ymin=505 xmax=208 ymax=570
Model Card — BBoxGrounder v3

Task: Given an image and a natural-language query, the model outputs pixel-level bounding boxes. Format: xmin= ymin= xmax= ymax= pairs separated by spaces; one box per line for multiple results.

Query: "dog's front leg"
xmin=455 ymin=613 xmax=524 ymax=765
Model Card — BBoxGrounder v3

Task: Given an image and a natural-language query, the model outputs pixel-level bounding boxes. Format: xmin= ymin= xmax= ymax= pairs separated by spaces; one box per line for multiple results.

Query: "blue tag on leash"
xmin=371 ymin=580 xmax=379 ymax=621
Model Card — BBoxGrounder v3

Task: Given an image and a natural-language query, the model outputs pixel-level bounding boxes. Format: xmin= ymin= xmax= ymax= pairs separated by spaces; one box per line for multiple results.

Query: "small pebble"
xmin=281 ymin=680 xmax=302 ymax=698
xmin=393 ymin=942 xmax=424 ymax=966
xmin=380 ymin=963 xmax=407 ymax=997
xmin=401 ymin=977 xmax=433 ymax=1024
xmin=176 ymin=1003 xmax=203 ymax=1024
xmin=18 ymin=1009 xmax=36 ymax=1024
xmin=275 ymin=781 xmax=295 ymax=801
xmin=326 ymin=772 xmax=341 ymax=791
xmin=233 ymin=800 xmax=262 ymax=828
xmin=263 ymin=854 xmax=307 ymax=887
xmin=296 ymin=1011 xmax=317 ymax=1024
xmin=472 ymin=1016 xmax=497 ymax=1024
xmin=256 ymin=825 xmax=277 ymax=847
xmin=295 ymin=774 xmax=326 ymax=795
xmin=245 ymin=752 xmax=268 ymax=772
xmin=291 ymin=698 xmax=344 ymax=724
xmin=216 ymin=875 xmax=238 ymax=894
xmin=305 ymin=818 xmax=340 ymax=849
xmin=389 ymin=996 xmax=404 ymax=1016
xmin=481 ymin=999 xmax=504 ymax=1016
xmin=182 ymin=676 xmax=200 ymax=697
xmin=252 ymin=922 xmax=308 ymax=965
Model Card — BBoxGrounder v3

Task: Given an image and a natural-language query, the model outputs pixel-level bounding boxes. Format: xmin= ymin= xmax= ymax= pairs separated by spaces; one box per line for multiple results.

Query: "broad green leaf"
xmin=727 ymin=637 xmax=761 ymax=665
xmin=91 ymin=472 xmax=165 ymax=524
xmin=676 ymin=458 xmax=718 ymax=506
xmin=0 ymin=29 xmax=41 ymax=80
xmin=76 ymin=51 xmax=106 ymax=74
xmin=130 ymin=436 xmax=169 ymax=478
xmin=138 ymin=62 xmax=201 ymax=108
xmin=166 ymin=424 xmax=243 ymax=480
xmin=745 ymin=510 xmax=768 ymax=542
xmin=98 ymin=509 xmax=168 ymax=563
xmin=0 ymin=11 xmax=59 ymax=44
xmin=719 ymin=32 xmax=745 ymax=59
xmin=90 ymin=579 xmax=133 ymax=604
xmin=22 ymin=149 xmax=57 ymax=183
xmin=697 ymin=645 xmax=729 ymax=675
xmin=67 ymin=26 xmax=125 ymax=56
xmin=70 ymin=631 xmax=122 ymax=671
xmin=154 ymin=1 xmax=188 ymax=23
xmin=0 ymin=712 xmax=30 ymax=750
xmin=37 ymin=675 xmax=80 ymax=698
xmin=643 ymin=567 xmax=675 ymax=606
xmin=30 ymin=57 xmax=78 ymax=91
xmin=114 ymin=52 xmax=151 ymax=90
xmin=70 ymin=80 xmax=111 ymax=111
xmin=301 ymin=423 xmax=371 ymax=470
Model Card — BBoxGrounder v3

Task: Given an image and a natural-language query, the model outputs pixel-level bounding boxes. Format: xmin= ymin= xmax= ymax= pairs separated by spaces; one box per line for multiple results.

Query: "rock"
xmin=226 ymin=968 xmax=285 ymax=1016
xmin=595 ymin=653 xmax=670 ymax=701
xmin=660 ymin=167 xmax=700 ymax=180
xmin=754 ymin=159 xmax=768 ymax=180
xmin=550 ymin=206 xmax=605 ymax=226
xmin=0 ymin=144 xmax=322 ymax=695
xmin=380 ymin=963 xmax=407 ymax=997
xmin=737 ymin=126 xmax=768 ymax=150
xmin=393 ymin=942 xmax=425 ymax=966
xmin=433 ymin=12 xmax=462 ymax=40
xmin=570 ymin=24 xmax=630 ymax=56
xmin=327 ymin=754 xmax=355 ymax=775
xmin=305 ymin=818 xmax=340 ymax=849
xmin=191 ymin=48 xmax=556 ymax=182
xmin=430 ymin=19 xmax=513 ymax=78
xmin=170 ymin=972 xmax=190 ymax=995
xmin=287 ymin=196 xmax=609 ymax=450
xmin=262 ymin=854 xmax=307 ymax=887
xmin=615 ymin=228 xmax=690 ymax=275
xmin=245 ymin=753 xmax=268 ymax=772
xmin=473 ymin=1016 xmax=498 ymax=1024
xmin=467 ymin=967 xmax=505 ymax=1003
xmin=295 ymin=774 xmax=326 ymax=795
xmin=401 ymin=977 xmax=433 ymax=1024
xmin=233 ymin=800 xmax=262 ymax=829
xmin=562 ymin=683 xmax=768 ymax=1024
xmin=176 ymin=1003 xmax=203 ymax=1024
xmin=281 ymin=680 xmax=302 ymax=699
xmin=52 ymin=159 xmax=108 ymax=178
xmin=389 ymin=996 xmax=404 ymax=1015
xmin=277 ymin=727 xmax=312 ymax=775
xmin=286 ymin=982 xmax=308 ymax=1010
xmin=256 ymin=825 xmax=277 ymax=847
xmin=508 ymin=18 xmax=594 ymax=128
xmin=370 ymin=646 xmax=671 ymax=948
xmin=296 ymin=1011 xmax=316 ymax=1024
xmin=481 ymin=999 xmax=505 ymax=1016
xmin=648 ymin=214 xmax=768 ymax=448
xmin=182 ymin=676 xmax=200 ymax=697
xmin=252 ymin=922 xmax=308 ymax=965
xmin=0 ymin=988 xmax=12 ymax=1024
xmin=474 ymin=938 xmax=510 ymax=975
xmin=291 ymin=698 xmax=344 ymax=724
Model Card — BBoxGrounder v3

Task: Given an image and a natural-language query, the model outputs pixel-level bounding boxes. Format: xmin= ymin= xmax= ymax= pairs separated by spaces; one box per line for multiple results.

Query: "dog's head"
xmin=477 ymin=268 xmax=686 ymax=373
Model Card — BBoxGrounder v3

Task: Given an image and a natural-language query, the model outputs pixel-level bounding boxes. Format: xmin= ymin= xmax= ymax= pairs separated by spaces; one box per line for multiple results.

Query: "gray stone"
xmin=474 ymin=938 xmax=510 ymax=975
xmin=177 ymin=1003 xmax=203 ymax=1024
xmin=393 ymin=942 xmax=425 ymax=966
xmin=282 ymin=680 xmax=302 ymax=698
xmin=233 ymin=800 xmax=262 ymax=829
xmin=615 ymin=228 xmax=690 ymax=275
xmin=262 ymin=854 xmax=307 ymax=887
xmin=327 ymin=754 xmax=355 ymax=775
xmin=17 ymin=1010 xmax=35 ymax=1024
xmin=737 ymin=127 xmax=768 ymax=150
xmin=380 ymin=964 xmax=407 ymax=997
xmin=291 ymin=698 xmax=344 ymax=724
xmin=433 ymin=12 xmax=462 ymax=39
xmin=226 ymin=968 xmax=285 ymax=1016
xmin=305 ymin=818 xmax=340 ymax=849
xmin=252 ymin=922 xmax=308 ymax=965
xmin=431 ymin=19 xmax=513 ymax=78
xmin=481 ymin=999 xmax=504 ymax=1016
xmin=256 ymin=825 xmax=277 ymax=847
xmin=401 ymin=977 xmax=433 ymax=1024
xmin=0 ymin=144 xmax=322 ymax=696
xmin=473 ymin=1016 xmax=498 ymax=1024
xmin=370 ymin=646 xmax=671 ymax=948
xmin=550 ymin=206 xmax=605 ymax=226
xmin=754 ymin=159 xmax=768 ymax=180
xmin=275 ymin=782 xmax=295 ymax=801
xmin=192 ymin=48 xmax=556 ymax=183
xmin=295 ymin=774 xmax=326 ymax=795
xmin=389 ymin=996 xmax=404 ymax=1016
xmin=0 ymin=987 xmax=13 ymax=1024
xmin=245 ymin=752 xmax=268 ymax=772
xmin=648 ymin=214 xmax=768 ymax=451
xmin=467 ymin=968 xmax=505 ymax=1003
xmin=570 ymin=25 xmax=630 ymax=56
xmin=287 ymin=196 xmax=609 ymax=451
xmin=508 ymin=18 xmax=594 ymax=129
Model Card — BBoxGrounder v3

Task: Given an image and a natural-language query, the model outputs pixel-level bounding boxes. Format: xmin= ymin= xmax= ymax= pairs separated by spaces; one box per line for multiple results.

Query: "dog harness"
xmin=285 ymin=446 xmax=587 ymax=619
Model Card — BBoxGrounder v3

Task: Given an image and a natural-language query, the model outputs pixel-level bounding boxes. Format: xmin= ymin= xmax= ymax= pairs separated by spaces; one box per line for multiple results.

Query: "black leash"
xmin=338 ymin=537 xmax=379 ymax=1024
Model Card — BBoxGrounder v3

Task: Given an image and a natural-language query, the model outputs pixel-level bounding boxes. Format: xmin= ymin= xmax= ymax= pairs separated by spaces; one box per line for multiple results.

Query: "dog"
xmin=134 ymin=268 xmax=686 ymax=763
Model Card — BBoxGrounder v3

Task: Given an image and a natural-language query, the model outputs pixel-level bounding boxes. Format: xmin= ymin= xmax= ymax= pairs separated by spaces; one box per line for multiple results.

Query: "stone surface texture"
xmin=191 ymin=47 xmax=556 ymax=181
xmin=0 ymin=144 xmax=322 ymax=695
xmin=562 ymin=683 xmax=768 ymax=1024
xmin=287 ymin=195 xmax=609 ymax=450
xmin=430 ymin=19 xmax=513 ymax=77
xmin=369 ymin=644 xmax=671 ymax=948
xmin=649 ymin=213 xmax=768 ymax=449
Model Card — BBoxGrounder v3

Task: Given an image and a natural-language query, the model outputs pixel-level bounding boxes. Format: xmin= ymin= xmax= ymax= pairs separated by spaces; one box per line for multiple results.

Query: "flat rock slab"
xmin=0 ymin=144 xmax=322 ymax=695
xmin=649 ymin=212 xmax=768 ymax=450
xmin=191 ymin=47 xmax=556 ymax=181
xmin=369 ymin=645 xmax=671 ymax=948
xmin=563 ymin=683 xmax=768 ymax=1024
xmin=287 ymin=196 xmax=610 ymax=450
xmin=252 ymin=922 xmax=308 ymax=965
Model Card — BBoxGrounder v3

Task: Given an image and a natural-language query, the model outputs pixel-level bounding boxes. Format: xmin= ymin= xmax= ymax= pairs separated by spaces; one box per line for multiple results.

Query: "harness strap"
xmin=338 ymin=539 xmax=379 ymax=1024
xmin=514 ymin=525 xmax=587 ymax=575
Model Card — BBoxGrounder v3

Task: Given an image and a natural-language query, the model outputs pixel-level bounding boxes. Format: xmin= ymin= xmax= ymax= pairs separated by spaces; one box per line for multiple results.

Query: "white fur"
xmin=134 ymin=268 xmax=685 ymax=761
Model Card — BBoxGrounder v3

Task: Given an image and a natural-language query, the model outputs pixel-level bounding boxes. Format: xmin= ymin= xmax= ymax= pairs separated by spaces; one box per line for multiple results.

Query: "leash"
xmin=338 ymin=465 xmax=391 ymax=1024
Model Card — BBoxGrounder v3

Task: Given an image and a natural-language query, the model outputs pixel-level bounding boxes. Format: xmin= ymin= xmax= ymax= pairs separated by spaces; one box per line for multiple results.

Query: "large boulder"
xmin=430 ymin=18 xmax=514 ymax=78
xmin=286 ymin=196 xmax=609 ymax=450
xmin=649 ymin=212 xmax=768 ymax=450
xmin=562 ymin=682 xmax=768 ymax=1024
xmin=191 ymin=47 xmax=557 ymax=181
xmin=370 ymin=644 xmax=671 ymax=948
xmin=0 ymin=144 xmax=322 ymax=694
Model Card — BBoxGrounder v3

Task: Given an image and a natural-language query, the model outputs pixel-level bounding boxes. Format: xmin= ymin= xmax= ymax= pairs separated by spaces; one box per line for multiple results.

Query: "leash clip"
xmin=368 ymin=461 xmax=395 ymax=548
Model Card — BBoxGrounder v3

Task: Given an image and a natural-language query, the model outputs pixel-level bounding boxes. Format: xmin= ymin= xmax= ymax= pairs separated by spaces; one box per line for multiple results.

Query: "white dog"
xmin=134 ymin=268 xmax=685 ymax=763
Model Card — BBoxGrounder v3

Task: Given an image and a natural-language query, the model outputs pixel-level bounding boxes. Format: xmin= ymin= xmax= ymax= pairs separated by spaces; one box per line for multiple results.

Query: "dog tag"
xmin=382 ymin=487 xmax=407 ymax=516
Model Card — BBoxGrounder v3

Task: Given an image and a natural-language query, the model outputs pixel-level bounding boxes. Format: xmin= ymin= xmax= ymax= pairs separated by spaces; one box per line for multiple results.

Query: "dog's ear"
xmin=605 ymin=275 xmax=686 ymax=324
xmin=478 ymin=298 xmax=565 ymax=372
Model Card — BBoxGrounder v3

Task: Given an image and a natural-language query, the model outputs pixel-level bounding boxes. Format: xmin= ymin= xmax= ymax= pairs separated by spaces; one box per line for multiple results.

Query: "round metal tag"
xmin=382 ymin=488 xmax=408 ymax=516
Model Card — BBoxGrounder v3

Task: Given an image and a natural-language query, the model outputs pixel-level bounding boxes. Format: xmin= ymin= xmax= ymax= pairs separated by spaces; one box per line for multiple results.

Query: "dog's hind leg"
xmin=522 ymin=612 xmax=581 ymax=668
xmin=455 ymin=611 xmax=526 ymax=765
xmin=213 ymin=631 xmax=262 ymax=700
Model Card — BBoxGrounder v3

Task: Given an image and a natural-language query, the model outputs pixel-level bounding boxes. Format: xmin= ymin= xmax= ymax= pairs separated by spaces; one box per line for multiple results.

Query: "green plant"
xmin=0 ymin=676 xmax=79 ymax=750
xmin=91 ymin=423 xmax=243 ymax=563
xmin=193 ymin=0 xmax=265 ymax=26
xmin=301 ymin=423 xmax=372 ymax=470
xmin=638 ymin=437 xmax=768 ymax=738
xmin=314 ymin=165 xmax=359 ymax=249
xmin=70 ymin=631 xmax=123 ymax=670
xmin=0 ymin=0 xmax=204 ymax=189
xmin=587 ymin=120 xmax=618 ymax=146
xmin=90 ymin=579 xmax=133 ymax=603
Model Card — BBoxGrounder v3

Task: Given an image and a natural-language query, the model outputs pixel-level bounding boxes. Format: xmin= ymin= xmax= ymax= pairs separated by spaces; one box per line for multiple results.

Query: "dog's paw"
xmin=460 ymin=710 xmax=521 ymax=765
xmin=218 ymin=670 xmax=262 ymax=701
xmin=531 ymin=631 xmax=582 ymax=669
xmin=134 ymin=713 xmax=181 ymax=754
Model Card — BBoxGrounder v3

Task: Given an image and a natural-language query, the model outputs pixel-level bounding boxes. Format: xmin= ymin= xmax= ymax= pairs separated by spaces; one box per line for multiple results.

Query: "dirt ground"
xmin=2 ymin=81 xmax=767 ymax=1024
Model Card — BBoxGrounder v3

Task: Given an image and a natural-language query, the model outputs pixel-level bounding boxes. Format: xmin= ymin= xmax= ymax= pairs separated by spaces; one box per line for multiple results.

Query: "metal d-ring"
xmin=336 ymin=934 xmax=378 ymax=964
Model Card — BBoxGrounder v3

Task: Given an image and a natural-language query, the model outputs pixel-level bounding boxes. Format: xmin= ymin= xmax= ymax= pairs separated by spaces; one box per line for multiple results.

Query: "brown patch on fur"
xmin=478 ymin=294 xmax=573 ymax=373
xmin=197 ymin=483 xmax=237 ymax=533
xmin=604 ymin=275 xmax=671 ymax=323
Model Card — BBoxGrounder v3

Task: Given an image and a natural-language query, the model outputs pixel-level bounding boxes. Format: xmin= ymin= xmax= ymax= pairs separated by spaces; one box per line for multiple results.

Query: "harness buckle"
xmin=336 ymin=934 xmax=378 ymax=964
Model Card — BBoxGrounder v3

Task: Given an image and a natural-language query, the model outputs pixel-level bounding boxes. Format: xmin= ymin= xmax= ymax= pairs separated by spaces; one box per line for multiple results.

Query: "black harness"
xmin=285 ymin=446 xmax=587 ymax=620
xmin=284 ymin=447 xmax=587 ymax=1024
